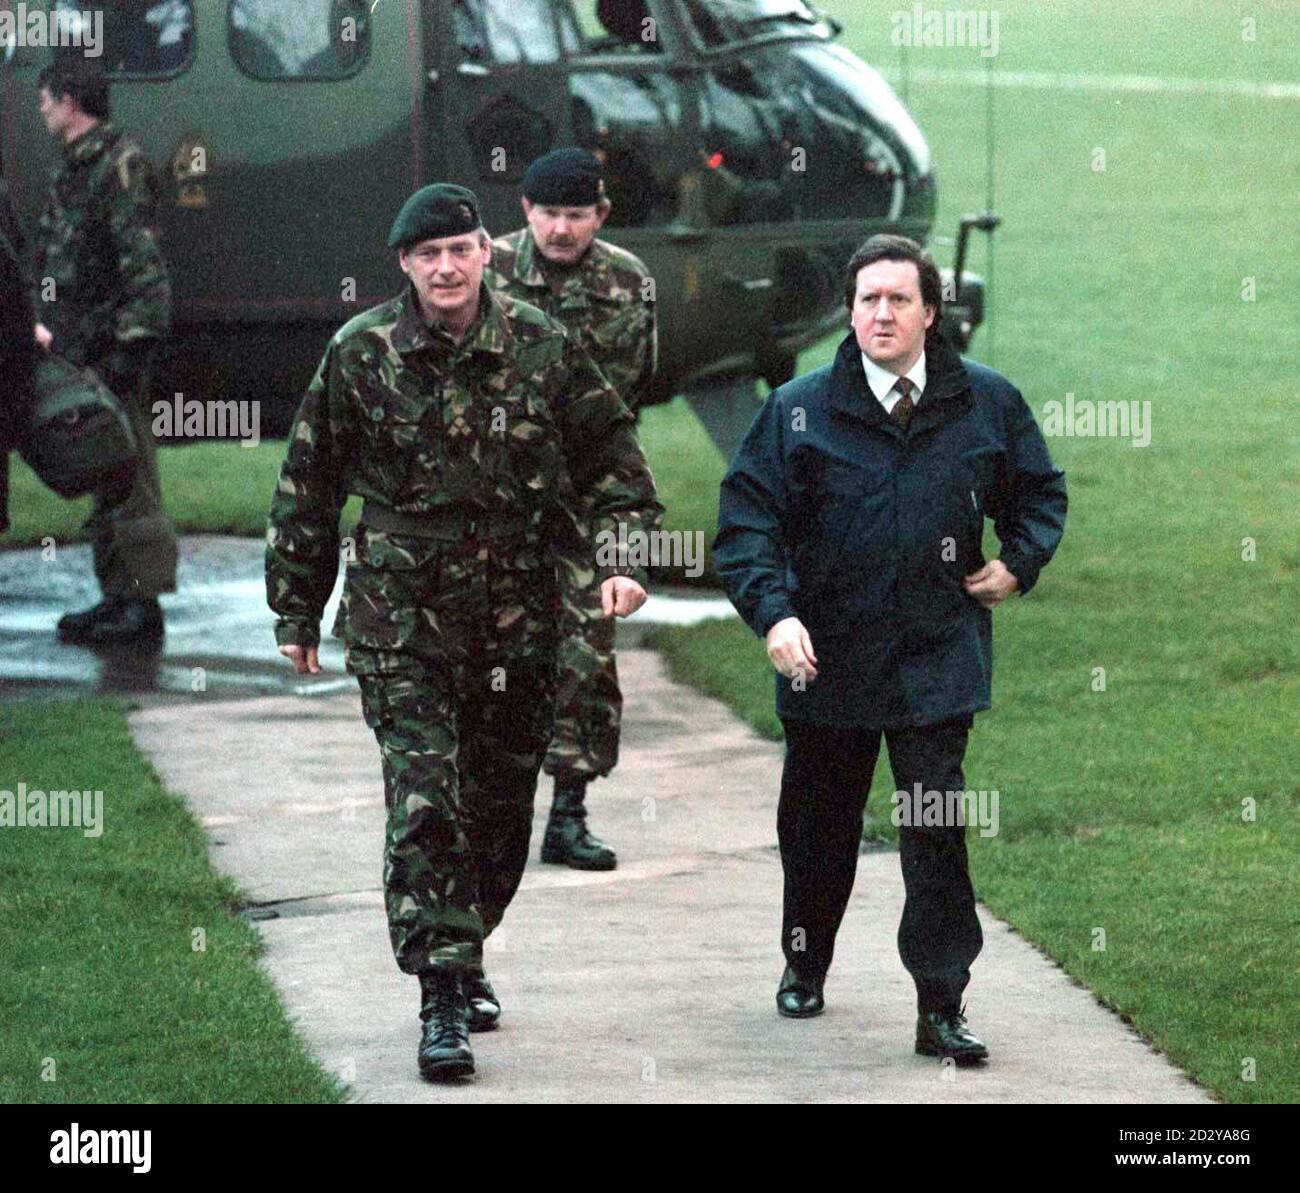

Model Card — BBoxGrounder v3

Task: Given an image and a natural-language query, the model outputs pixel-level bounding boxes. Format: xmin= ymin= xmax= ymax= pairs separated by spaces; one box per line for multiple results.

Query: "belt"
xmin=360 ymin=501 xmax=534 ymax=541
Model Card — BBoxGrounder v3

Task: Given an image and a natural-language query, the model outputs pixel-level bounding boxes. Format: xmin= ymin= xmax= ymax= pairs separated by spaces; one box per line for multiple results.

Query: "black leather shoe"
xmin=417 ymin=971 xmax=474 ymax=1081
xmin=464 ymin=972 xmax=501 ymax=1033
xmin=541 ymin=779 xmax=617 ymax=870
xmin=61 ymin=597 xmax=164 ymax=647
xmin=915 ymin=1006 xmax=989 ymax=1064
xmin=776 ymin=964 xmax=824 ymax=1018
xmin=56 ymin=597 xmax=119 ymax=642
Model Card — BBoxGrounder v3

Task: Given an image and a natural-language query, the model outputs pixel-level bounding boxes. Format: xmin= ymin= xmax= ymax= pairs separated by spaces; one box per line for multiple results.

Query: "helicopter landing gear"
xmin=683 ymin=373 xmax=765 ymax=462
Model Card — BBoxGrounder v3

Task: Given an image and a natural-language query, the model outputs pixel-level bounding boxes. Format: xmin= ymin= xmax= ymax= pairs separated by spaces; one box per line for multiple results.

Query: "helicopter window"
xmin=558 ymin=1 xmax=662 ymax=55
xmin=51 ymin=1 xmax=193 ymax=78
xmin=228 ymin=0 xmax=371 ymax=80
xmin=693 ymin=67 xmax=795 ymax=224
xmin=451 ymin=0 xmax=561 ymax=65
xmin=569 ymin=69 xmax=683 ymax=227
xmin=681 ymin=0 xmax=822 ymax=49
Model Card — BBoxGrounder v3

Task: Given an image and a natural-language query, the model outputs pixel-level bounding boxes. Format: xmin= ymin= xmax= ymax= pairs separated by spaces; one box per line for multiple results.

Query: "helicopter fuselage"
xmin=1 ymin=0 xmax=944 ymax=432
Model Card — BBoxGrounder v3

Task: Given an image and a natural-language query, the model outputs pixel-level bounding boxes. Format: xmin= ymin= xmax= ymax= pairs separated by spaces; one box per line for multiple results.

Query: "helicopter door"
xmin=423 ymin=0 xmax=572 ymax=231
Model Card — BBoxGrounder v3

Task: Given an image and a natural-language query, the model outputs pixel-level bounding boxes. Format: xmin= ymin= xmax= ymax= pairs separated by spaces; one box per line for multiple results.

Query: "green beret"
xmin=387 ymin=184 xmax=482 ymax=249
xmin=522 ymin=148 xmax=605 ymax=207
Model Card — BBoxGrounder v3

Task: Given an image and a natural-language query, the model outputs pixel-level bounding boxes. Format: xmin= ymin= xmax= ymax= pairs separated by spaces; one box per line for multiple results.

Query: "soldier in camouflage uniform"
xmin=1 ymin=179 xmax=35 ymax=537
xmin=32 ymin=62 xmax=176 ymax=645
xmin=266 ymin=184 xmax=662 ymax=1082
xmin=487 ymin=149 xmax=657 ymax=871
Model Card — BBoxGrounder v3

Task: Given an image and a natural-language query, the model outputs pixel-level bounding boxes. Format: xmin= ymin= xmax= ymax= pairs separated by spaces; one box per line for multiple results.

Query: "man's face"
xmin=522 ymin=197 xmax=608 ymax=265
xmin=850 ymin=258 xmax=936 ymax=372
xmin=399 ymin=231 xmax=490 ymax=321
xmin=38 ymin=86 xmax=73 ymax=139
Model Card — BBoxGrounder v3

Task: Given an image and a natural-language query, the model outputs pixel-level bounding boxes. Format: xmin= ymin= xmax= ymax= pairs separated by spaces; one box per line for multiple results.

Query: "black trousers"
xmin=778 ymin=716 xmax=984 ymax=1013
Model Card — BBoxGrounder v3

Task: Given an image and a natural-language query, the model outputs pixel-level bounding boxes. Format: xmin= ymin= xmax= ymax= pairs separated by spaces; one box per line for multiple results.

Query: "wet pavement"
xmin=0 ymin=536 xmax=736 ymax=704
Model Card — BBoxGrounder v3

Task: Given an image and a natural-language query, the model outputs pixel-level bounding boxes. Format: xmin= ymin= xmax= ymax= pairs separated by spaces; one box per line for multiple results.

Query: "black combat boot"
xmin=540 ymin=778 xmax=616 ymax=870
xmin=464 ymin=972 xmax=501 ymax=1032
xmin=60 ymin=597 xmax=164 ymax=646
xmin=417 ymin=970 xmax=474 ymax=1081
xmin=56 ymin=596 xmax=120 ymax=642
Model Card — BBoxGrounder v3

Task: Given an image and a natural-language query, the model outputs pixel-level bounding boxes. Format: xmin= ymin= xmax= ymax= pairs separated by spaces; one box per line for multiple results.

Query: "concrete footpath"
xmin=129 ymin=645 xmax=1211 ymax=1104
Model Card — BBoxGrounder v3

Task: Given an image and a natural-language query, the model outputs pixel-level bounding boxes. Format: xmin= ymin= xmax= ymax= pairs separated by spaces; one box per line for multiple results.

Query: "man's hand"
xmin=601 ymin=576 xmax=647 ymax=618
xmin=765 ymin=616 xmax=818 ymax=681
xmin=963 ymin=560 xmax=1019 ymax=609
xmin=33 ymin=323 xmax=53 ymax=352
xmin=278 ymin=644 xmax=321 ymax=675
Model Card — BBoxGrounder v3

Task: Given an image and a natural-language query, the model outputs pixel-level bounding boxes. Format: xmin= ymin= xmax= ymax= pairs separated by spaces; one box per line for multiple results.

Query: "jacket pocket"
xmin=799 ymin=457 xmax=887 ymax=593
xmin=959 ymin=485 xmax=985 ymax=571
xmin=901 ymin=481 xmax=985 ymax=627
xmin=356 ymin=380 xmax=427 ymax=453
xmin=491 ymin=389 xmax=561 ymax=498
xmin=336 ymin=529 xmax=437 ymax=653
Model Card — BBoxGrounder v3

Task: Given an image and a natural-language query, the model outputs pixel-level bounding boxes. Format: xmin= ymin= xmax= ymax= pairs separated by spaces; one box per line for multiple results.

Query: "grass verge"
xmin=0 ymin=699 xmax=346 ymax=1104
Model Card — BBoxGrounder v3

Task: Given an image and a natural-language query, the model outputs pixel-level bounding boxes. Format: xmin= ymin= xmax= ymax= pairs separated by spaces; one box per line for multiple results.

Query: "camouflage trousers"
xmin=357 ymin=653 xmax=556 ymax=976
xmin=543 ymin=521 xmax=622 ymax=781
xmin=89 ymin=364 xmax=177 ymax=599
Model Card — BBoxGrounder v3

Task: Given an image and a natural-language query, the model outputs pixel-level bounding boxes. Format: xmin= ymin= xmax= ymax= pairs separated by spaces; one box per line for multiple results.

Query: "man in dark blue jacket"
xmin=714 ymin=235 xmax=1066 ymax=1064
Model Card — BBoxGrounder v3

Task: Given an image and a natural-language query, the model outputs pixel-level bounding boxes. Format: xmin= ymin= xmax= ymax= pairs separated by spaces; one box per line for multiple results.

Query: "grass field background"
xmin=2 ymin=0 xmax=1296 ymax=1102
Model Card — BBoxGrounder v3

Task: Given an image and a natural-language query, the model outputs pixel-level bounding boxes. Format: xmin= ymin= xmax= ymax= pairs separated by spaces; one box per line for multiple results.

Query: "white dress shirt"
xmin=861 ymin=350 xmax=927 ymax=415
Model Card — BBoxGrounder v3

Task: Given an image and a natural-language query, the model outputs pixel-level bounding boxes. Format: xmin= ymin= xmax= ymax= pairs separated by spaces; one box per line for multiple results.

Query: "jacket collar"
xmin=861 ymin=347 xmax=926 ymax=405
xmin=511 ymin=227 xmax=600 ymax=307
xmin=510 ymin=229 xmax=549 ymax=289
xmin=829 ymin=329 xmax=970 ymax=434
xmin=390 ymin=281 xmax=508 ymax=357
xmin=63 ymin=120 xmax=118 ymax=166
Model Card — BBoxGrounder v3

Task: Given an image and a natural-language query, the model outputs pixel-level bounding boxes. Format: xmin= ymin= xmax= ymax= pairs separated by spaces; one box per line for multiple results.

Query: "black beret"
xmin=387 ymin=184 xmax=481 ymax=249
xmin=522 ymin=148 xmax=605 ymax=207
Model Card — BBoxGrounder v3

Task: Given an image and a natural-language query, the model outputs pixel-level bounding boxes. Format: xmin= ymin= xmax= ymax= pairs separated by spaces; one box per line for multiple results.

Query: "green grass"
xmin=643 ymin=0 xmax=1300 ymax=1102
xmin=0 ymin=700 xmax=345 ymax=1103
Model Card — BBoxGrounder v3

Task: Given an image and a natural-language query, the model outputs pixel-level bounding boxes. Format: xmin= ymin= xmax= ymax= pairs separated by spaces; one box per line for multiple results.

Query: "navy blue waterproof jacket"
xmin=714 ymin=330 xmax=1067 ymax=728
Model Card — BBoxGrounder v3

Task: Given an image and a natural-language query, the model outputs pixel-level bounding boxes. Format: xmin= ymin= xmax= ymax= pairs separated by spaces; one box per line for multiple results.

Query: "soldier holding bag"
xmin=30 ymin=60 xmax=176 ymax=646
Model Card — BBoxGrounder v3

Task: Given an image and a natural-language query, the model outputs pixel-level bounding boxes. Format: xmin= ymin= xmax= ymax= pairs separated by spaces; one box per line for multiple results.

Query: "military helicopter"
xmin=1 ymin=0 xmax=996 ymax=454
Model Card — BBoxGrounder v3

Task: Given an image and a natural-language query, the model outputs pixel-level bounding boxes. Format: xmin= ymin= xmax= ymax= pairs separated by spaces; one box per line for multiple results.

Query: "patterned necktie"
xmin=889 ymin=376 xmax=916 ymax=431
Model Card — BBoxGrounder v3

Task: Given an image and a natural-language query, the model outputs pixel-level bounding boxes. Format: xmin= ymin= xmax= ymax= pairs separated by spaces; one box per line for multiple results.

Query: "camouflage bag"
xmin=22 ymin=354 xmax=138 ymax=500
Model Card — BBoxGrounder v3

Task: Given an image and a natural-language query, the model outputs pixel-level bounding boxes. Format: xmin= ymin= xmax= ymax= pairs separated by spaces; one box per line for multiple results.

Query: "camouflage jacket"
xmin=266 ymin=283 xmax=663 ymax=661
xmin=31 ymin=120 xmax=171 ymax=368
xmin=487 ymin=228 xmax=656 ymax=413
